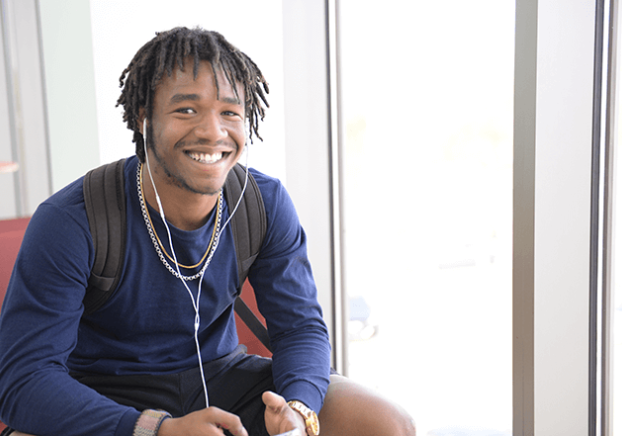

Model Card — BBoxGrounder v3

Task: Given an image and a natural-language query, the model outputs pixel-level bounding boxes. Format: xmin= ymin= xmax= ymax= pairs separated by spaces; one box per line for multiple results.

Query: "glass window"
xmin=339 ymin=1 xmax=514 ymax=434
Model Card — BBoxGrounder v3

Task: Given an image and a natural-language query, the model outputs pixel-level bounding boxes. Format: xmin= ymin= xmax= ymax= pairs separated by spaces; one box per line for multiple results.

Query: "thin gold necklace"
xmin=139 ymin=163 xmax=220 ymax=270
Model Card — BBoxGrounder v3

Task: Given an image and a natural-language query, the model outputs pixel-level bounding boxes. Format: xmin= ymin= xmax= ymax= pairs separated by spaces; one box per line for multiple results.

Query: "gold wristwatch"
xmin=287 ymin=400 xmax=320 ymax=436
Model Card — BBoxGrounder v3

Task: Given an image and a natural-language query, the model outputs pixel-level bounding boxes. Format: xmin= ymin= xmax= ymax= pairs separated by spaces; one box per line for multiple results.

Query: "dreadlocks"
xmin=116 ymin=26 xmax=269 ymax=162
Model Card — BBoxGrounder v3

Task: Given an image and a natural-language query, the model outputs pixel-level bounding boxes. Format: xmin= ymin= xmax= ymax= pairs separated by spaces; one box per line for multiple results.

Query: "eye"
xmin=175 ymin=107 xmax=196 ymax=115
xmin=222 ymin=110 xmax=242 ymax=118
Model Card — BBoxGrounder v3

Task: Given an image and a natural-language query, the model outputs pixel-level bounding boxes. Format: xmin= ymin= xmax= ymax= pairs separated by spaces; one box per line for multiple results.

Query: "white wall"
xmin=38 ymin=0 xmax=99 ymax=192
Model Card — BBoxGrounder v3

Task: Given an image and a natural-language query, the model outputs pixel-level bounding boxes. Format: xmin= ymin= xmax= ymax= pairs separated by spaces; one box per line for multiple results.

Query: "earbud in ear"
xmin=143 ymin=119 xmax=147 ymax=149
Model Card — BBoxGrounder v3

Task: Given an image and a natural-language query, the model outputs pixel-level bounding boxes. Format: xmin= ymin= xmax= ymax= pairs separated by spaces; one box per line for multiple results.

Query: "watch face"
xmin=303 ymin=411 xmax=319 ymax=435
xmin=308 ymin=418 xmax=320 ymax=435
xmin=288 ymin=401 xmax=320 ymax=435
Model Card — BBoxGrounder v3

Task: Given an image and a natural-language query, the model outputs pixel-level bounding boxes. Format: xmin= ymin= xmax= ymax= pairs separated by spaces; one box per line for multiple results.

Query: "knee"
xmin=391 ymin=408 xmax=417 ymax=436
xmin=370 ymin=400 xmax=416 ymax=436
xmin=320 ymin=375 xmax=416 ymax=436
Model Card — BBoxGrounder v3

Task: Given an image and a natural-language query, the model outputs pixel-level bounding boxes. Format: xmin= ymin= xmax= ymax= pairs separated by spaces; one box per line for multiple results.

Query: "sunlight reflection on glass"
xmin=340 ymin=2 xmax=514 ymax=434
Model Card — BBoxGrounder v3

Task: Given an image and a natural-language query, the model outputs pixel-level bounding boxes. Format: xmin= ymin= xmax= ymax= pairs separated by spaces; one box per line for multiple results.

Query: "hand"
xmin=157 ymin=407 xmax=248 ymax=436
xmin=262 ymin=391 xmax=306 ymax=436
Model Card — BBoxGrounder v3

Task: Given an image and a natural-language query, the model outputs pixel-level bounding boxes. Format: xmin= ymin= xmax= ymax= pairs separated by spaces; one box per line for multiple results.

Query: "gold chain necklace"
xmin=139 ymin=163 xmax=220 ymax=269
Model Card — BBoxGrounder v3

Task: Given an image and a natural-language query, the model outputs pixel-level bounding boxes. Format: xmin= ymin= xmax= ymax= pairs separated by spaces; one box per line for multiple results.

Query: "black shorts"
xmin=2 ymin=345 xmax=275 ymax=436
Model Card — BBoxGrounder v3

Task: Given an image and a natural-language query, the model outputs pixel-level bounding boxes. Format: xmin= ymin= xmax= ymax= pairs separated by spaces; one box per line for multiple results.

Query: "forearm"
xmin=271 ymin=327 xmax=331 ymax=413
xmin=0 ymin=369 xmax=140 ymax=436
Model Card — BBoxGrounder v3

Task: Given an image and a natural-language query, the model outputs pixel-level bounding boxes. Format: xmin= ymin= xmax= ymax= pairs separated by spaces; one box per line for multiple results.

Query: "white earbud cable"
xmin=142 ymin=119 xmax=250 ymax=408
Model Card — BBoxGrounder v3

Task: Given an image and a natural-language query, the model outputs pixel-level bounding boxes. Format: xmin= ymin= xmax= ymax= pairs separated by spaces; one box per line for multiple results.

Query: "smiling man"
xmin=0 ymin=27 xmax=415 ymax=436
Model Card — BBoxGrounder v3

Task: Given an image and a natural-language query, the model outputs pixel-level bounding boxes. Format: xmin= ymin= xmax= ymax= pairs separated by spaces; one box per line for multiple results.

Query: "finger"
xmin=205 ymin=408 xmax=248 ymax=436
xmin=262 ymin=390 xmax=287 ymax=413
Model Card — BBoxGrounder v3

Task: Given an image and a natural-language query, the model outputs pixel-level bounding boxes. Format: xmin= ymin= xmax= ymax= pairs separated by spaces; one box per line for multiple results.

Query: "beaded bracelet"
xmin=133 ymin=409 xmax=172 ymax=436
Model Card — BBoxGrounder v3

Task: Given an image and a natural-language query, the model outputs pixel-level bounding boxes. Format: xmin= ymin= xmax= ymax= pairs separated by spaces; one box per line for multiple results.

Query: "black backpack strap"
xmin=225 ymin=164 xmax=267 ymax=281
xmin=82 ymin=158 xmax=127 ymax=315
xmin=234 ymin=297 xmax=271 ymax=352
xmin=224 ymin=164 xmax=270 ymax=351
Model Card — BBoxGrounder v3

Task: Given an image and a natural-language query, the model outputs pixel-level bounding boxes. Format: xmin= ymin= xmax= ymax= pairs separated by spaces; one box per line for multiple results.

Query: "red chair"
xmin=0 ymin=217 xmax=30 ymax=312
xmin=0 ymin=217 xmax=30 ymax=431
xmin=0 ymin=217 xmax=270 ymax=431
xmin=236 ymin=281 xmax=272 ymax=358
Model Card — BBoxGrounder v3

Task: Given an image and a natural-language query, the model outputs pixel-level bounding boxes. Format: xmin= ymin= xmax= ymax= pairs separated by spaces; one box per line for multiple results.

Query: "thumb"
xmin=262 ymin=391 xmax=287 ymax=413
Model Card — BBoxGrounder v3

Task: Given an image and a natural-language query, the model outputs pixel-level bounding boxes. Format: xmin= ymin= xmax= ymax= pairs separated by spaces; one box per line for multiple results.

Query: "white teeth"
xmin=188 ymin=152 xmax=223 ymax=164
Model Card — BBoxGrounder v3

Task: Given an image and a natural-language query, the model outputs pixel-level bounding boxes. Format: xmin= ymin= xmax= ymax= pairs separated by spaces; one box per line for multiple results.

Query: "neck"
xmin=140 ymin=163 xmax=218 ymax=231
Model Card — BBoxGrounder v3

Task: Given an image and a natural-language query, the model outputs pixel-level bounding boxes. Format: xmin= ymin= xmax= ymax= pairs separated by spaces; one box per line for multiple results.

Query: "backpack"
xmin=81 ymin=158 xmax=272 ymax=352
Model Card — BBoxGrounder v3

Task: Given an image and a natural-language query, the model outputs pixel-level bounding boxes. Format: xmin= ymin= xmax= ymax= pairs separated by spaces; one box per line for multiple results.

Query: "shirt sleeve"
xmin=0 ymin=202 xmax=141 ymax=436
xmin=247 ymin=173 xmax=332 ymax=413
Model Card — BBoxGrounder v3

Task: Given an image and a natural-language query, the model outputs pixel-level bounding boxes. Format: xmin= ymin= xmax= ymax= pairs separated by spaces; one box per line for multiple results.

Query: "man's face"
xmin=146 ymin=60 xmax=246 ymax=196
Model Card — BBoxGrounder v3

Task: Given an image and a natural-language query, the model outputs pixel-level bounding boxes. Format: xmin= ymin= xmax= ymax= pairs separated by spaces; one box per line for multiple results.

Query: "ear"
xmin=137 ymin=109 xmax=146 ymax=134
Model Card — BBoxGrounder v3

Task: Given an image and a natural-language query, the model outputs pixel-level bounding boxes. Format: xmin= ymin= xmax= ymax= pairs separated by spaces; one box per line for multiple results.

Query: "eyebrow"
xmin=169 ymin=93 xmax=200 ymax=104
xmin=169 ymin=93 xmax=242 ymax=105
xmin=220 ymin=96 xmax=242 ymax=105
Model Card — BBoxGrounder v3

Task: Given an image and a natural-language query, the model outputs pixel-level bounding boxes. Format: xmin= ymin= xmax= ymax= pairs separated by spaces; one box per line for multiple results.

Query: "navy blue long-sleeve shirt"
xmin=0 ymin=156 xmax=331 ymax=435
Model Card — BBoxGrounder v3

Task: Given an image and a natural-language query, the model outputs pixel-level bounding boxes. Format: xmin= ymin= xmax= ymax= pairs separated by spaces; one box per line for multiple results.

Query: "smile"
xmin=186 ymin=151 xmax=226 ymax=164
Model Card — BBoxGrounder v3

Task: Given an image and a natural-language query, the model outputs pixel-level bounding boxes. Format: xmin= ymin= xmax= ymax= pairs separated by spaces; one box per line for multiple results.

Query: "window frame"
xmin=513 ymin=0 xmax=617 ymax=434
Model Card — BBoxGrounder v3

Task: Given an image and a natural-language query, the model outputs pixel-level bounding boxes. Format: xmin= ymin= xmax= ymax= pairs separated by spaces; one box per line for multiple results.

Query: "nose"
xmin=194 ymin=112 xmax=227 ymax=143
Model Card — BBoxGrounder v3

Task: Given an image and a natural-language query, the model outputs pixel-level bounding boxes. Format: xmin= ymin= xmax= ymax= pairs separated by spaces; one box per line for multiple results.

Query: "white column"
xmin=514 ymin=0 xmax=597 ymax=434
